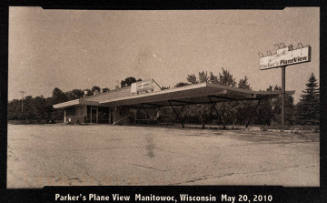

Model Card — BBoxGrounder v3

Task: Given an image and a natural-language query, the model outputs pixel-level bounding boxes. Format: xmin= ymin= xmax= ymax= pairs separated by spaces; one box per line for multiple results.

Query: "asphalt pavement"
xmin=7 ymin=124 xmax=319 ymax=188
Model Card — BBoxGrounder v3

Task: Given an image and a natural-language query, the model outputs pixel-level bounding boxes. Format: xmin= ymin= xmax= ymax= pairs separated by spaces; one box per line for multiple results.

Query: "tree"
xmin=22 ymin=96 xmax=34 ymax=120
xmin=216 ymin=101 xmax=239 ymax=128
xmin=198 ymin=71 xmax=209 ymax=83
xmin=182 ymin=69 xmax=248 ymax=128
xmin=102 ymin=88 xmax=110 ymax=93
xmin=174 ymin=82 xmax=189 ymax=88
xmin=296 ymin=73 xmax=319 ymax=124
xmin=194 ymin=104 xmax=211 ymax=129
xmin=65 ymin=89 xmax=84 ymax=100
xmin=91 ymin=86 xmax=101 ymax=94
xmin=83 ymin=89 xmax=93 ymax=96
xmin=256 ymin=99 xmax=274 ymax=126
xmin=234 ymin=76 xmax=254 ymax=126
xmin=72 ymin=89 xmax=84 ymax=98
xmin=51 ymin=88 xmax=68 ymax=121
xmin=45 ymin=97 xmax=54 ymax=121
xmin=8 ymin=95 xmax=52 ymax=122
xmin=259 ymin=85 xmax=295 ymax=126
xmin=214 ymin=68 xmax=237 ymax=128
xmin=218 ymin=68 xmax=236 ymax=87
xmin=186 ymin=74 xmax=197 ymax=84
xmin=64 ymin=89 xmax=84 ymax=100
xmin=254 ymin=86 xmax=275 ymax=126
xmin=7 ymin=99 xmax=22 ymax=120
xmin=209 ymin=72 xmax=218 ymax=84
xmin=52 ymin=88 xmax=67 ymax=104
xmin=238 ymin=76 xmax=251 ymax=90
xmin=32 ymin=96 xmax=47 ymax=120
xmin=121 ymin=77 xmax=137 ymax=87
xmin=183 ymin=69 xmax=240 ymax=128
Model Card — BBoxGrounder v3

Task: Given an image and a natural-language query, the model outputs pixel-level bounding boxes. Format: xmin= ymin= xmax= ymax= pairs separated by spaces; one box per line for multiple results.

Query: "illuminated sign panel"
xmin=259 ymin=46 xmax=310 ymax=70
xmin=131 ymin=80 xmax=154 ymax=94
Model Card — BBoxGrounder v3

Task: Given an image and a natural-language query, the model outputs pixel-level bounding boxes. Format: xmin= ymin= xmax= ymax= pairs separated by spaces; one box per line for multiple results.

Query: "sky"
xmin=8 ymin=7 xmax=319 ymax=103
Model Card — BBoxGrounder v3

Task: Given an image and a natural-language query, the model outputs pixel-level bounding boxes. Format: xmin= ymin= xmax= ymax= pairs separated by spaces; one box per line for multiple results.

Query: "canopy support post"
xmin=140 ymin=104 xmax=150 ymax=119
xmin=208 ymin=96 xmax=220 ymax=125
xmin=168 ymin=100 xmax=185 ymax=128
xmin=245 ymin=98 xmax=262 ymax=128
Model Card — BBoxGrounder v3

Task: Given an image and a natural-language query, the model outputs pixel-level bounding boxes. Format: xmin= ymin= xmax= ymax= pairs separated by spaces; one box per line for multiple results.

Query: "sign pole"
xmin=259 ymin=44 xmax=311 ymax=130
xmin=281 ymin=66 xmax=286 ymax=130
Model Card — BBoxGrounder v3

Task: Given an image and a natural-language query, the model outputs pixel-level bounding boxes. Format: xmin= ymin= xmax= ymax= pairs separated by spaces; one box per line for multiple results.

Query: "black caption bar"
xmin=8 ymin=0 xmax=323 ymax=10
xmin=40 ymin=186 xmax=289 ymax=203
xmin=7 ymin=0 xmax=289 ymax=10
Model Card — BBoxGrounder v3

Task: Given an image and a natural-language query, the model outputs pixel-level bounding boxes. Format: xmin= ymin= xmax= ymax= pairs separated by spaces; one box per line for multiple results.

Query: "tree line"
xmin=7 ymin=77 xmax=139 ymax=122
xmin=163 ymin=68 xmax=319 ymax=128
xmin=163 ymin=68 xmax=280 ymax=128
xmin=8 ymin=70 xmax=319 ymax=127
xmin=8 ymin=86 xmax=102 ymax=122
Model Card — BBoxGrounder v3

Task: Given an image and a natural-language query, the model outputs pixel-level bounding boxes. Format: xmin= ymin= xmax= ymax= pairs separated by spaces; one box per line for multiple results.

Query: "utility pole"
xmin=19 ymin=91 xmax=25 ymax=113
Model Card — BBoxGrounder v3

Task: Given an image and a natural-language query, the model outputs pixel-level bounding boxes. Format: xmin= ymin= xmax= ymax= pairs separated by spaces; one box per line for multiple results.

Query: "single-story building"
xmin=53 ymin=80 xmax=294 ymax=126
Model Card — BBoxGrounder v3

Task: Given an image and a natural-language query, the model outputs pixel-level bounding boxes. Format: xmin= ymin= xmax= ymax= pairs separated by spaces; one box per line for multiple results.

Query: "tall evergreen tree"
xmin=296 ymin=73 xmax=320 ymax=124
xmin=218 ymin=68 xmax=236 ymax=87
xmin=209 ymin=72 xmax=219 ymax=84
xmin=238 ymin=76 xmax=251 ymax=90
xmin=236 ymin=76 xmax=253 ymax=126
xmin=215 ymin=68 xmax=238 ymax=128
xmin=198 ymin=71 xmax=209 ymax=83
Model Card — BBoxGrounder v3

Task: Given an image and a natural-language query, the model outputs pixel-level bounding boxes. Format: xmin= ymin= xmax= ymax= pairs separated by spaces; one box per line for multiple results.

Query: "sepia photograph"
xmin=7 ymin=7 xmax=319 ymax=188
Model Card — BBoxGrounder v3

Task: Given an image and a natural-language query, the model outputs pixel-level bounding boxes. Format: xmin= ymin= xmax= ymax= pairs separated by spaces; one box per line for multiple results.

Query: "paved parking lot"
xmin=7 ymin=124 xmax=319 ymax=188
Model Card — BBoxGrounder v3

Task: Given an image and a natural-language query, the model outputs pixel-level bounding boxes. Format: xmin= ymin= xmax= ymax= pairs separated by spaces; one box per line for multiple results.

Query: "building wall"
xmin=64 ymin=105 xmax=159 ymax=125
xmin=64 ymin=104 xmax=161 ymax=125
xmin=65 ymin=105 xmax=87 ymax=124
xmin=112 ymin=106 xmax=133 ymax=125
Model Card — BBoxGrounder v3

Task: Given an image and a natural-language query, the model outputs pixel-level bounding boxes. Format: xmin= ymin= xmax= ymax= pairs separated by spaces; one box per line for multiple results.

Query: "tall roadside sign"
xmin=259 ymin=43 xmax=311 ymax=129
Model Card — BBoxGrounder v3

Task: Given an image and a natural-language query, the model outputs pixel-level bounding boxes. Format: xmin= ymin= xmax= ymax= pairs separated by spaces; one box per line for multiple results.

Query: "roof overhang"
xmin=99 ymin=82 xmax=295 ymax=107
xmin=52 ymin=83 xmax=295 ymax=109
xmin=53 ymin=98 xmax=99 ymax=109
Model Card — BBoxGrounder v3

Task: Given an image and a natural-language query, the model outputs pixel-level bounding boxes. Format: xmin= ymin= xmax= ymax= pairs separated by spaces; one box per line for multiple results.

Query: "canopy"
xmin=53 ymin=82 xmax=294 ymax=109
xmin=99 ymin=82 xmax=294 ymax=107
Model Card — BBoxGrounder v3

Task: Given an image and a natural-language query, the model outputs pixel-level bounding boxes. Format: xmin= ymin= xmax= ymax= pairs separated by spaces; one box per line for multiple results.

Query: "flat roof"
xmin=99 ymin=82 xmax=294 ymax=107
xmin=53 ymin=82 xmax=295 ymax=109
xmin=53 ymin=98 xmax=99 ymax=109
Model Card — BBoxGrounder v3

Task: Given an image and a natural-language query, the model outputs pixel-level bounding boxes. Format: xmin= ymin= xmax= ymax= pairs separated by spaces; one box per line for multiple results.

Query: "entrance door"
xmin=91 ymin=108 xmax=97 ymax=123
xmin=108 ymin=108 xmax=113 ymax=124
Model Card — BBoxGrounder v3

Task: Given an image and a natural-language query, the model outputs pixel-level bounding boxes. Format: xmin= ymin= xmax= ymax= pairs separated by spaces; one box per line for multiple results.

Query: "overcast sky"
xmin=9 ymin=7 xmax=319 ymax=103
